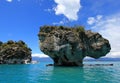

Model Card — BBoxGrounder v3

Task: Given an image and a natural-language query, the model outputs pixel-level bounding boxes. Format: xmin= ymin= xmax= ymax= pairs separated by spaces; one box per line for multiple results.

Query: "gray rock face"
xmin=38 ymin=26 xmax=111 ymax=66
xmin=0 ymin=40 xmax=32 ymax=64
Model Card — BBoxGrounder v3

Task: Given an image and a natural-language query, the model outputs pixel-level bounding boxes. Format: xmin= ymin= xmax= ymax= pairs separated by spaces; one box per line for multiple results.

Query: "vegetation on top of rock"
xmin=0 ymin=40 xmax=32 ymax=64
xmin=39 ymin=25 xmax=85 ymax=34
xmin=75 ymin=26 xmax=85 ymax=32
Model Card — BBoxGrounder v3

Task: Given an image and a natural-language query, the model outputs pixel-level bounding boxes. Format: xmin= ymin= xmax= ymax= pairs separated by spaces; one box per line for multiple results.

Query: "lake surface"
xmin=0 ymin=61 xmax=120 ymax=83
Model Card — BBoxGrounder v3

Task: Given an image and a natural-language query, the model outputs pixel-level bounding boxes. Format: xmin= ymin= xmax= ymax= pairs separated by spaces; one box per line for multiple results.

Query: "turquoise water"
xmin=0 ymin=61 xmax=120 ymax=83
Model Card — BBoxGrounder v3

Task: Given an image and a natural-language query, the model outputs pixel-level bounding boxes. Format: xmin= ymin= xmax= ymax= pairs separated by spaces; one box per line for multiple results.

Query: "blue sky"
xmin=0 ymin=0 xmax=120 ymax=58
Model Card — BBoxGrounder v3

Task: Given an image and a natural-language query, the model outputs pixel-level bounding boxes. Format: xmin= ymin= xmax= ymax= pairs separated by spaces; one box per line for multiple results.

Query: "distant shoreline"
xmin=32 ymin=57 xmax=120 ymax=62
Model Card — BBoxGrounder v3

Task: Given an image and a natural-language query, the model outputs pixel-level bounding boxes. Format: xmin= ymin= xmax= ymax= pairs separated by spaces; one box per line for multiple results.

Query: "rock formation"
xmin=38 ymin=26 xmax=111 ymax=66
xmin=0 ymin=40 xmax=32 ymax=64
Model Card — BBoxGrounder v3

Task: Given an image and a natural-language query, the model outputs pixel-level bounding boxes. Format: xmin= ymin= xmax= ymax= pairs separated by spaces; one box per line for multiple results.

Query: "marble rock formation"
xmin=0 ymin=40 xmax=32 ymax=64
xmin=38 ymin=26 xmax=111 ymax=66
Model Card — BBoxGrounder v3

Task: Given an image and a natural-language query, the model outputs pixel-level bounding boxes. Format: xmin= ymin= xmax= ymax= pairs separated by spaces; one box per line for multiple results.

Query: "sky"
xmin=0 ymin=0 xmax=120 ymax=58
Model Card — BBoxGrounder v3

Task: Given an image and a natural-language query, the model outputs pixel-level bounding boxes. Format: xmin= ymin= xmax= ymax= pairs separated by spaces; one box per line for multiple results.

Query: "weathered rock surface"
xmin=38 ymin=26 xmax=111 ymax=66
xmin=0 ymin=40 xmax=32 ymax=64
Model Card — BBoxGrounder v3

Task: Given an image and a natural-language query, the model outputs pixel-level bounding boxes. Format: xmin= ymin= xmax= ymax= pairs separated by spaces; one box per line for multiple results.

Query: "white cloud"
xmin=6 ymin=0 xmax=12 ymax=2
xmin=96 ymin=15 xmax=103 ymax=20
xmin=53 ymin=18 xmax=69 ymax=25
xmin=109 ymin=52 xmax=120 ymax=58
xmin=87 ymin=17 xmax=96 ymax=25
xmin=44 ymin=8 xmax=53 ymax=12
xmin=90 ymin=13 xmax=120 ymax=58
xmin=6 ymin=0 xmax=21 ymax=2
xmin=87 ymin=15 xmax=103 ymax=25
xmin=53 ymin=20 xmax=64 ymax=25
xmin=54 ymin=0 xmax=81 ymax=21
xmin=32 ymin=53 xmax=49 ymax=58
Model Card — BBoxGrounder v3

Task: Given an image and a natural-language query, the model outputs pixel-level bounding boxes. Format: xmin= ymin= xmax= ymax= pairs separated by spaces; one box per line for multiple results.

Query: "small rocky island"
xmin=38 ymin=26 xmax=111 ymax=66
xmin=0 ymin=40 xmax=32 ymax=64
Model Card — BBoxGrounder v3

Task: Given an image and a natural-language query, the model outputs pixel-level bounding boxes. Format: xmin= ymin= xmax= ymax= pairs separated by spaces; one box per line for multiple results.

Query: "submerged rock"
xmin=0 ymin=40 xmax=32 ymax=64
xmin=38 ymin=26 xmax=111 ymax=66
